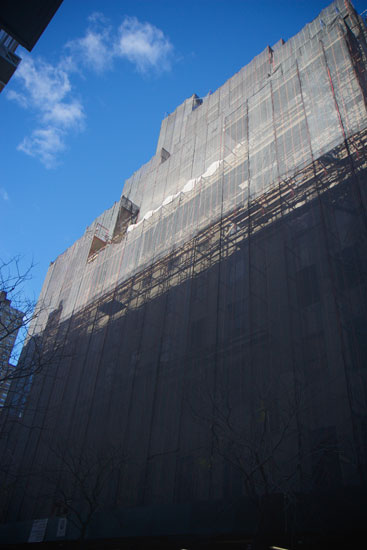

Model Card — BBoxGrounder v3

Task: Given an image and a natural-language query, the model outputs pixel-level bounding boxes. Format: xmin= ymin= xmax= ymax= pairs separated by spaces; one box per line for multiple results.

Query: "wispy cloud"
xmin=67 ymin=13 xmax=174 ymax=75
xmin=0 ymin=188 xmax=9 ymax=201
xmin=8 ymin=55 xmax=84 ymax=168
xmin=65 ymin=13 xmax=113 ymax=74
xmin=7 ymin=89 xmax=28 ymax=108
xmin=7 ymin=14 xmax=174 ymax=167
xmin=116 ymin=17 xmax=173 ymax=74
xmin=17 ymin=127 xmax=66 ymax=169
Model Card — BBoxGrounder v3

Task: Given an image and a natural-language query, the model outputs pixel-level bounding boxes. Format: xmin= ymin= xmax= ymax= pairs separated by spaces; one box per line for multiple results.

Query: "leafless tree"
xmin=44 ymin=443 xmax=127 ymax=543
xmin=191 ymin=377 xmax=303 ymax=546
xmin=0 ymin=255 xmax=33 ymax=356
xmin=0 ymin=256 xmax=69 ymax=419
xmin=193 ymin=365 xmax=366 ymax=549
xmin=0 ymin=255 xmax=45 ymax=389
xmin=210 ymin=389 xmax=298 ymax=502
xmin=0 ymin=258 xmax=50 ymax=505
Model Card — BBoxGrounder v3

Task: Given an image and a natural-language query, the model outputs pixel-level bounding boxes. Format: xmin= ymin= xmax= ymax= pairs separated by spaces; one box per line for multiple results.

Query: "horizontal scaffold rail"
xmin=65 ymin=127 xmax=367 ymax=330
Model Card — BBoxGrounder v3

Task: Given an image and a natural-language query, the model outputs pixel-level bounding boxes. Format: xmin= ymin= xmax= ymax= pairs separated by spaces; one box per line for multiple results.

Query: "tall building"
xmin=0 ymin=291 xmax=23 ymax=410
xmin=0 ymin=0 xmax=63 ymax=92
xmin=1 ymin=0 xmax=367 ymax=546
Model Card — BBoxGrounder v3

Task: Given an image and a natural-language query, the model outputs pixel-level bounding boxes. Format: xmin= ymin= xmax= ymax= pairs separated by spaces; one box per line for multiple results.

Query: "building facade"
xmin=1 ymin=1 xmax=367 ymax=546
xmin=0 ymin=291 xmax=23 ymax=410
xmin=0 ymin=0 xmax=63 ymax=92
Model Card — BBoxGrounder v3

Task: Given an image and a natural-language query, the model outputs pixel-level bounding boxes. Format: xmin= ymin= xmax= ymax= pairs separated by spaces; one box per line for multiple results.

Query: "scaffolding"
xmin=2 ymin=0 xmax=367 ymax=543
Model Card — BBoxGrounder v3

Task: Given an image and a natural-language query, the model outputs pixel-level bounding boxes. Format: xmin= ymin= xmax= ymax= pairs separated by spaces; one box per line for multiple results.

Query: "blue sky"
xmin=1 ymin=0 xmax=365 ymax=304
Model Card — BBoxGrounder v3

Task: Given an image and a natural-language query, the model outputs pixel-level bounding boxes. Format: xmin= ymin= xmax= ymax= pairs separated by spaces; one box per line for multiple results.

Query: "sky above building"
xmin=1 ymin=0 xmax=366 ymax=303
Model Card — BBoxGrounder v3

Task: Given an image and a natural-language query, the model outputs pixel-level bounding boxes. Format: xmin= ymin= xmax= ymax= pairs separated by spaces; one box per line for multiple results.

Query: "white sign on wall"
xmin=28 ymin=518 xmax=48 ymax=543
xmin=56 ymin=517 xmax=67 ymax=537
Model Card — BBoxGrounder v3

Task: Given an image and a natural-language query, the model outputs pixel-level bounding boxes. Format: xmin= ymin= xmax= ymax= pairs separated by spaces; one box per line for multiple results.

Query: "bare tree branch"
xmin=42 ymin=442 xmax=128 ymax=541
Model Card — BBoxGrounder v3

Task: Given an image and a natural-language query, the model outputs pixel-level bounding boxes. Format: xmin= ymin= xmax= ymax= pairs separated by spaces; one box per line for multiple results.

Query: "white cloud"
xmin=12 ymin=56 xmax=84 ymax=130
xmin=0 ymin=188 xmax=9 ymax=201
xmin=66 ymin=20 xmax=112 ymax=74
xmin=116 ymin=17 xmax=173 ymax=74
xmin=74 ymin=30 xmax=110 ymax=72
xmin=6 ymin=89 xmax=28 ymax=108
xmin=67 ymin=14 xmax=173 ymax=75
xmin=17 ymin=127 xmax=65 ymax=169
xmin=7 ymin=55 xmax=84 ymax=168
xmin=43 ymin=100 xmax=84 ymax=128
xmin=16 ymin=56 xmax=71 ymax=106
xmin=7 ymin=14 xmax=174 ymax=167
